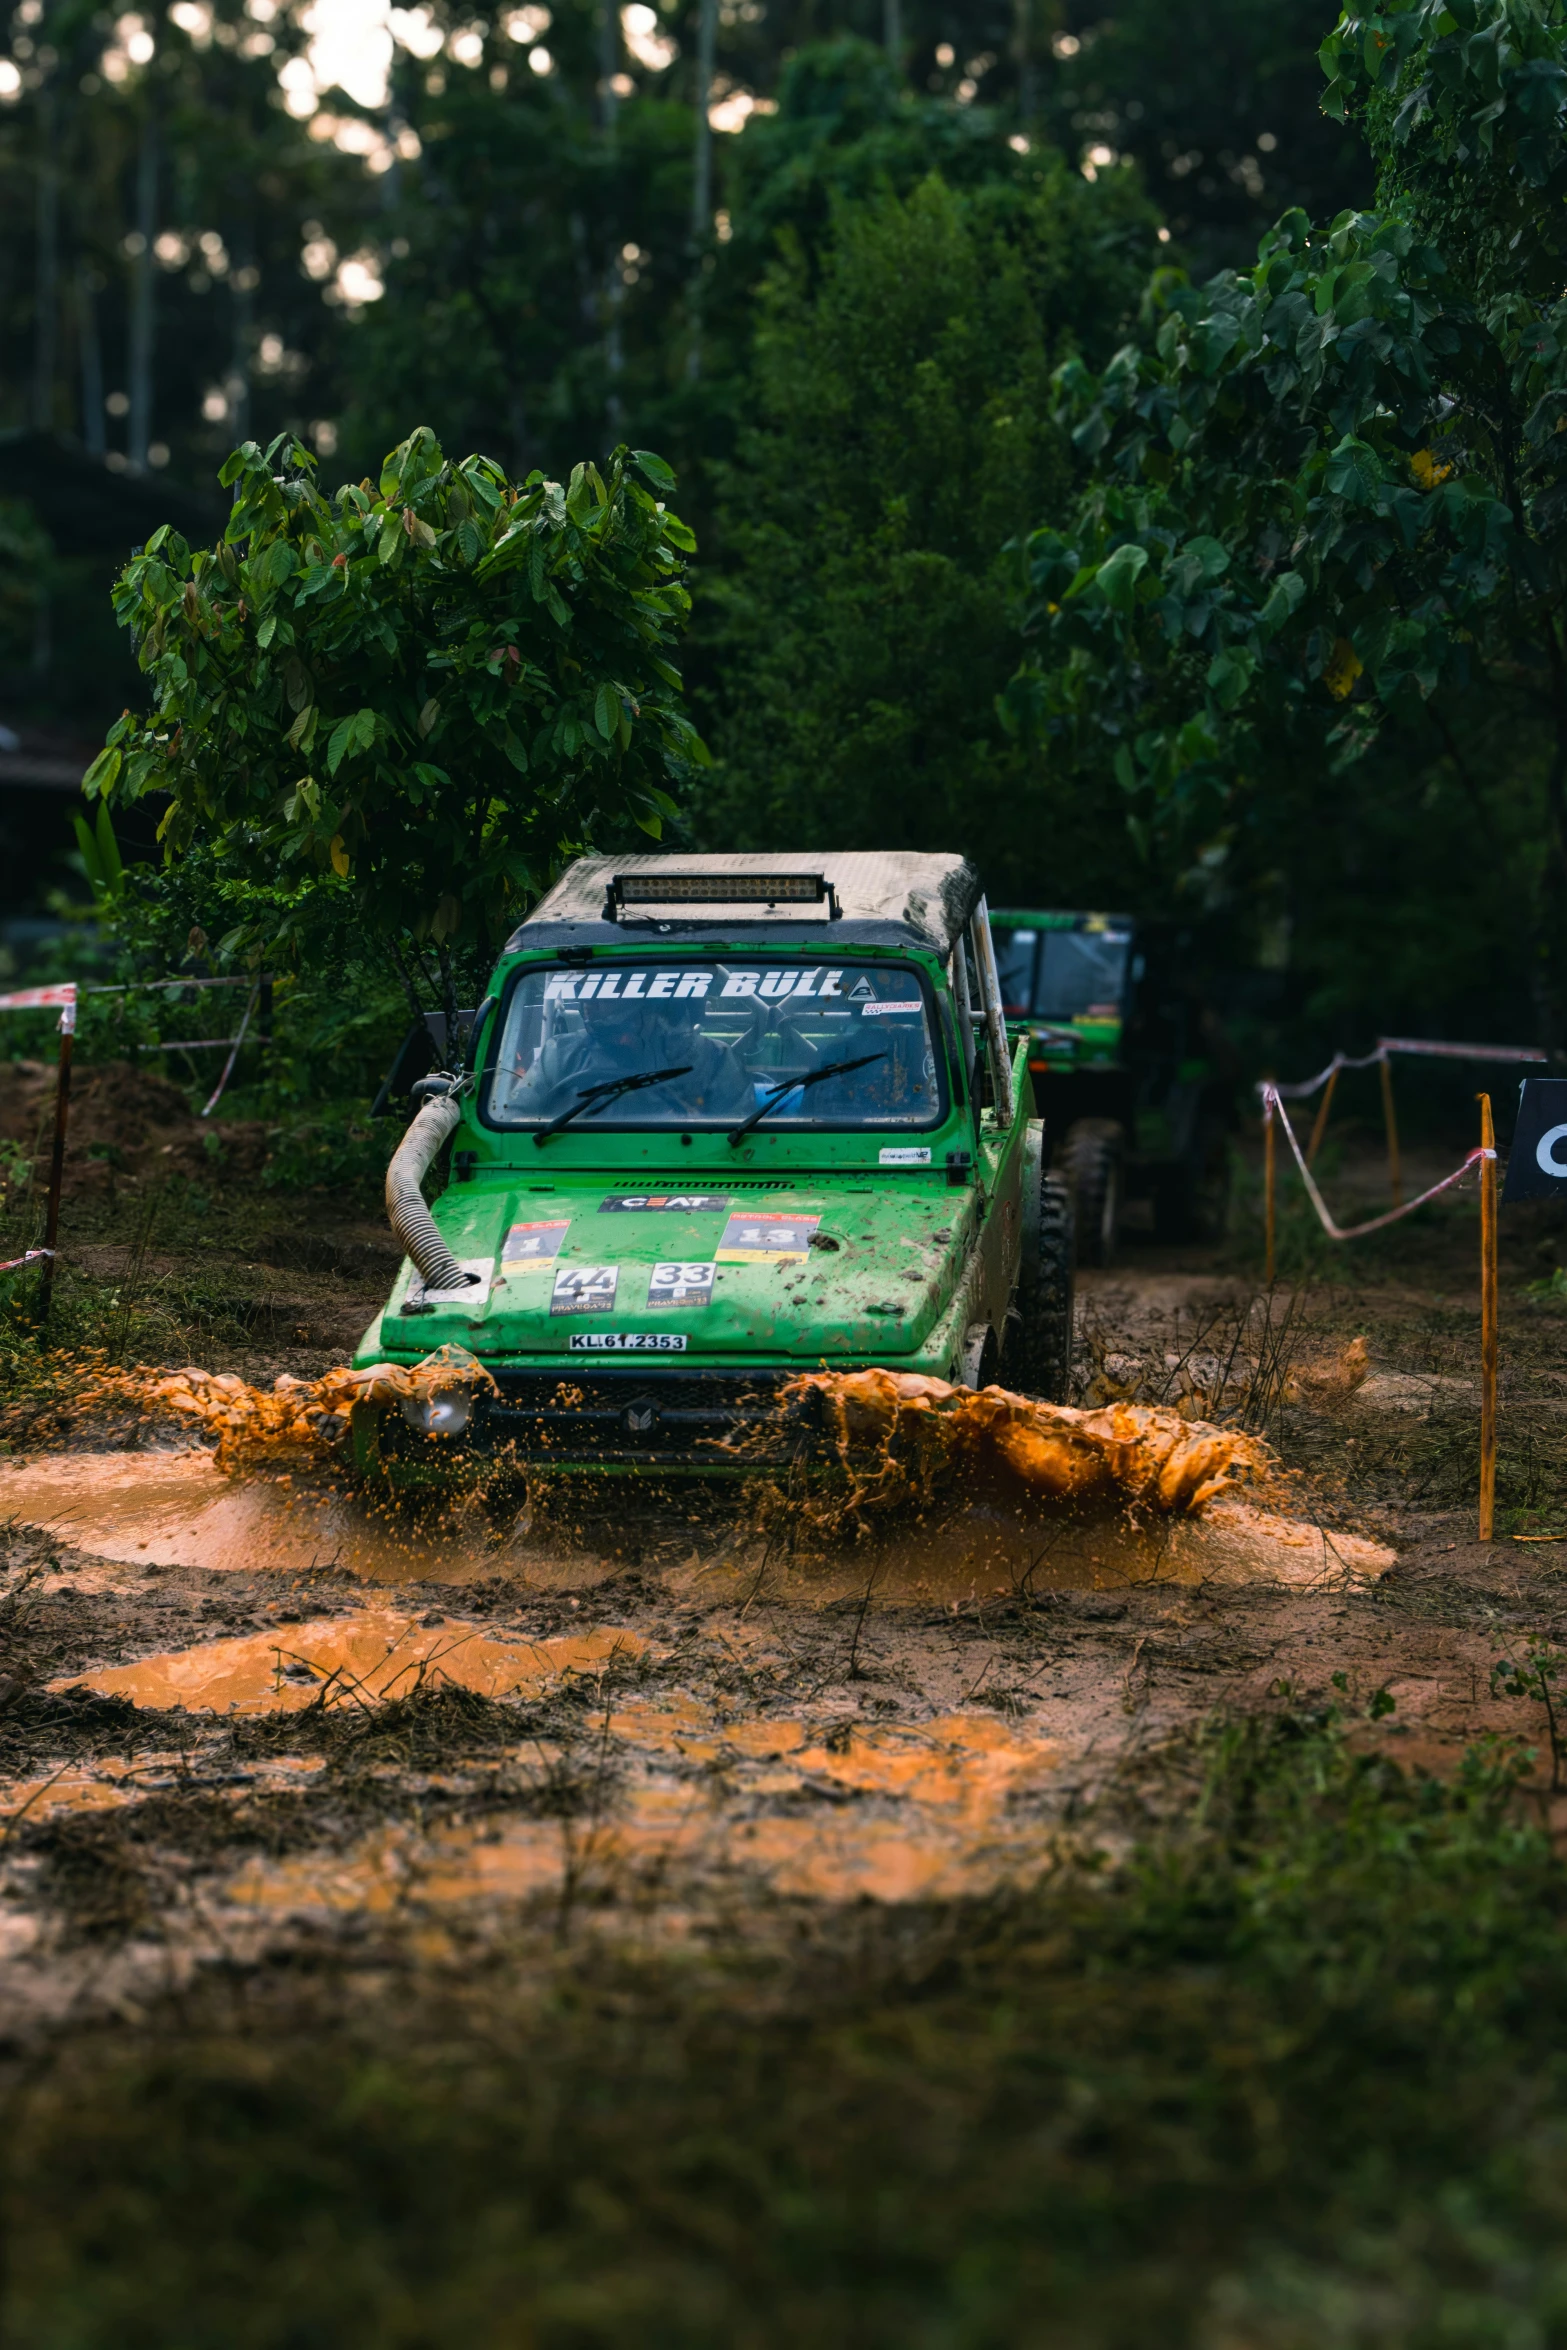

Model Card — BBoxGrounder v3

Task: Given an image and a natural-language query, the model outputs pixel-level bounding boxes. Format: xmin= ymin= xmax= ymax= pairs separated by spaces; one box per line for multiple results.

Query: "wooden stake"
xmin=1379 ymin=1051 xmax=1403 ymax=1207
xmin=1479 ymin=1091 xmax=1498 ymax=1543
xmin=1306 ymin=1064 xmax=1339 ymax=1167
xmin=1264 ymin=1086 xmax=1276 ymax=1286
xmin=37 ymin=1002 xmax=74 ymax=1323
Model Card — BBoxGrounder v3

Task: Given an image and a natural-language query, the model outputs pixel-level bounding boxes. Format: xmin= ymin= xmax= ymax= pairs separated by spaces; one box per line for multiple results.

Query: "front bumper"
xmin=361 ymin=1364 xmax=831 ymax=1479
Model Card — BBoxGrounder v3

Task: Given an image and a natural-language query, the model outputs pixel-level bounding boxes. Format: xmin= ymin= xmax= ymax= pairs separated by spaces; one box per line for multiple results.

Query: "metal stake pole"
xmin=1306 ymin=1064 xmax=1339 ymax=1167
xmin=1264 ymin=1085 xmax=1276 ymax=1286
xmin=1479 ymin=1091 xmax=1498 ymax=1542
xmin=37 ymin=997 xmax=74 ymax=1322
xmin=1380 ymin=1049 xmax=1403 ymax=1207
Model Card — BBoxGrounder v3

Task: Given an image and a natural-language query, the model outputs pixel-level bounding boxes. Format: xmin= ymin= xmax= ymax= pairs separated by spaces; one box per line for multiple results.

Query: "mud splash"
xmin=788 ymin=1368 xmax=1267 ymax=1516
xmin=50 ymin=1612 xmax=647 ymax=1715
xmin=0 ymin=1450 xmax=607 ymax=1587
xmin=0 ymin=1451 xmax=1390 ymax=1600
xmin=71 ymin=1345 xmax=496 ymax=1472
xmin=0 ymin=1353 xmax=1387 ymax=1604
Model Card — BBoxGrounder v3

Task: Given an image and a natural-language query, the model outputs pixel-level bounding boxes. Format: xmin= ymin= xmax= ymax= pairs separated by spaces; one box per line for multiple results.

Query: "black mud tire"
xmin=1015 ymin=1172 xmax=1076 ymax=1404
xmin=1057 ymin=1118 xmax=1124 ymax=1269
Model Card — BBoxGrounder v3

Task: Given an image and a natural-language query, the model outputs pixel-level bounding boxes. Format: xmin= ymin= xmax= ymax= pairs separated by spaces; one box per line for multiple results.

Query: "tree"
xmin=1045 ymin=0 xmax=1370 ymax=276
xmin=87 ymin=427 xmax=704 ymax=1020
xmin=1006 ymin=0 xmax=1567 ymax=1043
xmin=693 ymin=158 xmax=1160 ymax=888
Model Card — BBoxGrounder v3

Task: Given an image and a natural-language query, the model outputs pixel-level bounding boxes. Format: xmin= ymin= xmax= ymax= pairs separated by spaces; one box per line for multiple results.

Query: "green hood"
xmin=377 ymin=1175 xmax=975 ymax=1362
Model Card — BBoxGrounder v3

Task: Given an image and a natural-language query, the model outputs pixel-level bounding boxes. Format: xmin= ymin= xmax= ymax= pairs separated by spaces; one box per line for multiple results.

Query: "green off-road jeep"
xmin=353 ymin=852 xmax=1074 ymax=1480
xmin=991 ymin=909 xmax=1235 ymax=1267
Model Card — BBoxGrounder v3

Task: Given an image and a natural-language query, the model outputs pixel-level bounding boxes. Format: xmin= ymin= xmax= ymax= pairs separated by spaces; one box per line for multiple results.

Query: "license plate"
xmin=567 ymin=1332 xmax=688 ymax=1353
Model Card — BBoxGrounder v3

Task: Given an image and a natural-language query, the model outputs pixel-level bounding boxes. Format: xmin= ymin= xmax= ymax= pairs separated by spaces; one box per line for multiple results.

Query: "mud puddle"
xmin=0 ymin=1448 xmax=1392 ymax=1603
xmin=49 ymin=1611 xmax=649 ymax=1716
xmin=0 ymin=1353 xmax=1410 ymax=2027
xmin=221 ymin=1706 xmax=1064 ymax=1923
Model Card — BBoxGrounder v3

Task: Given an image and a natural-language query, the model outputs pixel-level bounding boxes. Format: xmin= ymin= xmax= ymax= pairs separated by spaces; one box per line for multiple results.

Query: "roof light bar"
xmin=605 ymin=872 xmax=841 ymax=919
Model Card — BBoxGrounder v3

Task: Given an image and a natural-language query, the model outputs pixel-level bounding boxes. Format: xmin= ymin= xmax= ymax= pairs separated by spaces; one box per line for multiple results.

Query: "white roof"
xmin=524 ymin=851 xmax=980 ymax=958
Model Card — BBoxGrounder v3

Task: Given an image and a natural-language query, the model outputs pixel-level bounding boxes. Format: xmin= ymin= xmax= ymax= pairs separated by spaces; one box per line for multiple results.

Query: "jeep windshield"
xmin=999 ymin=927 xmax=1132 ymax=1023
xmin=481 ymin=959 xmax=946 ymax=1131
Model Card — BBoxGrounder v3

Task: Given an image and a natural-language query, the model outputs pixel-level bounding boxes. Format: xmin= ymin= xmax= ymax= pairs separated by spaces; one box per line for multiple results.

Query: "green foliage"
xmin=696 ymin=163 xmax=1162 ymax=889
xmin=1007 ymin=0 xmax=1567 ymax=1032
xmin=258 ymin=1110 xmax=389 ymax=1195
xmin=90 ymin=427 xmax=704 ymax=971
xmin=70 ymin=803 xmax=125 ymax=916
xmin=339 ymin=80 xmax=701 ymax=491
xmin=1046 ymin=0 xmax=1372 ymax=275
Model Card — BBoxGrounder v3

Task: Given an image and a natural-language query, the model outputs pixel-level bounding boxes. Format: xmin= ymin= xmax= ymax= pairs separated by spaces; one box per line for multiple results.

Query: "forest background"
xmin=0 ymin=0 xmax=1536 ymax=1123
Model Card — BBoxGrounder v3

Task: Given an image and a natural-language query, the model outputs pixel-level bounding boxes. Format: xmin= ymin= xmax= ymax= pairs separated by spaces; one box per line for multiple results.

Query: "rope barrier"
xmin=1261 ymin=1083 xmax=1494 ymax=1240
xmin=1267 ymin=1036 xmax=1549 ymax=1103
xmin=1270 ymin=1047 xmax=1387 ymax=1101
xmin=0 ymin=1248 xmax=54 ymax=1277
xmin=201 ymin=979 xmax=261 ymax=1118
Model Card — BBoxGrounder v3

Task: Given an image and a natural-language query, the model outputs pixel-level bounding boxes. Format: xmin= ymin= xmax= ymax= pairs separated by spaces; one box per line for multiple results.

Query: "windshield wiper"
xmin=533 ymin=1065 xmax=693 ymax=1146
xmin=727 ymin=1053 xmax=886 ymax=1148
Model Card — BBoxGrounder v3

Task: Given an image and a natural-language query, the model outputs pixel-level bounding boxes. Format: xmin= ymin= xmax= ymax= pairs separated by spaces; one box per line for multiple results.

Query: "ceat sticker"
xmin=715 ymin=1213 xmax=820 ymax=1263
xmin=647 ymin=1260 xmax=717 ymax=1307
xmin=550 ymin=1264 xmax=619 ymax=1315
xmin=598 ymin=1194 xmax=730 ymax=1214
xmin=501 ymin=1218 xmax=570 ymax=1271
xmin=879 ymin=1147 xmax=932 ymax=1166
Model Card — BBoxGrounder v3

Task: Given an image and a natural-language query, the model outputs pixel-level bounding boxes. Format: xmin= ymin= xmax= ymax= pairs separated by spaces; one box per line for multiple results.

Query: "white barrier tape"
xmin=202 ymin=978 xmax=260 ymax=1118
xmin=86 ymin=976 xmax=267 ymax=995
xmin=1268 ymin=1047 xmax=1387 ymax=1101
xmin=1378 ymin=1036 xmax=1548 ymax=1065
xmin=0 ymin=981 xmax=76 ymax=1033
xmin=0 ymin=983 xmax=75 ymax=1011
xmin=1263 ymin=1035 xmax=1549 ymax=1103
xmin=1263 ymin=1084 xmax=1494 ymax=1241
xmin=0 ymin=1247 xmax=54 ymax=1276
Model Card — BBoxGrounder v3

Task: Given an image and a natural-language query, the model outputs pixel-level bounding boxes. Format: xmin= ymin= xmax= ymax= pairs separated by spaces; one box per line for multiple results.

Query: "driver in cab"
xmin=515 ymin=986 xmax=752 ymax=1123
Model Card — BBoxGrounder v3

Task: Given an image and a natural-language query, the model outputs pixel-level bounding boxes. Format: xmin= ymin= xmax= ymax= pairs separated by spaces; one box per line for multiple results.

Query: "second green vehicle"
xmin=353 ymin=851 xmax=1074 ymax=1480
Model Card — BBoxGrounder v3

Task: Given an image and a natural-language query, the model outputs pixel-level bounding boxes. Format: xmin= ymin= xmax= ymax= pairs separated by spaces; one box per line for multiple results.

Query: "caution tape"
xmin=0 ymin=981 xmax=75 ymax=1033
xmin=0 ymin=1247 xmax=54 ymax=1277
xmin=1270 ymin=1047 xmax=1386 ymax=1100
xmin=1262 ymin=1084 xmax=1493 ymax=1240
xmin=1379 ymin=1035 xmax=1548 ymax=1065
xmin=1269 ymin=1035 xmax=1548 ymax=1101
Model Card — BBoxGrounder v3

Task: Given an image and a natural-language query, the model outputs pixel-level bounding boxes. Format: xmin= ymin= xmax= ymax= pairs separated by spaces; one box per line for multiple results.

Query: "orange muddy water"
xmin=49 ymin=1612 xmax=648 ymax=1716
xmin=0 ymin=1445 xmax=1392 ymax=1598
xmin=0 ymin=1357 xmax=1395 ymax=1938
xmin=218 ymin=1703 xmax=1065 ymax=1916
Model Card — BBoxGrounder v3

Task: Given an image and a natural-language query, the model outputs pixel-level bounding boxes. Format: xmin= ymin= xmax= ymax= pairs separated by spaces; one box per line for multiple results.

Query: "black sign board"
xmin=1502 ymin=1079 xmax=1567 ymax=1203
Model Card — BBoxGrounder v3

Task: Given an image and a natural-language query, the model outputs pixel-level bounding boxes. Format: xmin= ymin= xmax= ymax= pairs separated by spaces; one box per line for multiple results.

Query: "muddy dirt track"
xmin=4 ymin=1114 xmax=1567 ymax=2049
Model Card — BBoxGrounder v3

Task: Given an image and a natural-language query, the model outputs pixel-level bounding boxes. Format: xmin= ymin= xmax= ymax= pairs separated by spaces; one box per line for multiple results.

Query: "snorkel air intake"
xmin=385 ymin=1079 xmax=476 ymax=1293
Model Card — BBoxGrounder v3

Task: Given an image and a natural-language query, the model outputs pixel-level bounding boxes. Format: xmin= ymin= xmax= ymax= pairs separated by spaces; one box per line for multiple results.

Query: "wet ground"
xmin=3 ymin=1118 xmax=1567 ymax=2048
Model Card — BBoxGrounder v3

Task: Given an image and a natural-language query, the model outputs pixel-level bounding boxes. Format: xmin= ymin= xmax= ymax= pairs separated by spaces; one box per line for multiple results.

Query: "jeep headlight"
xmin=400 ymin=1386 xmax=473 ymax=1439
